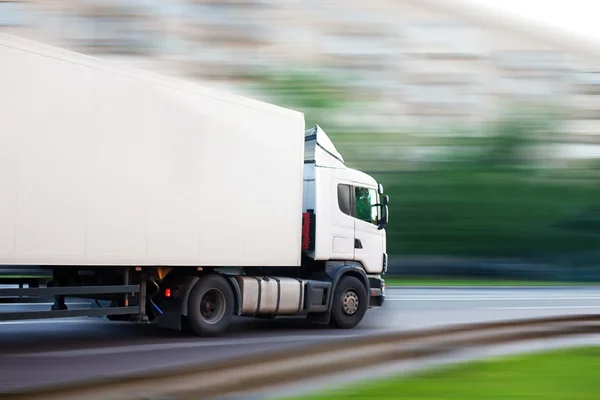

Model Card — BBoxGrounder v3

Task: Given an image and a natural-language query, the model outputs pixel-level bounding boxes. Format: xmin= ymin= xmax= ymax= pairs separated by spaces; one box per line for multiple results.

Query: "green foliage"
xmin=240 ymin=69 xmax=352 ymax=127
xmin=377 ymin=169 xmax=600 ymax=258
xmin=293 ymin=346 xmax=600 ymax=400
xmin=367 ymin=113 xmax=600 ymax=260
xmin=249 ymin=70 xmax=600 ymax=261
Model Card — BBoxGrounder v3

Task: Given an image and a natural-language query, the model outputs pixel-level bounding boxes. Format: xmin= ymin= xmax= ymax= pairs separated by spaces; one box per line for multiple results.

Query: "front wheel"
xmin=330 ymin=275 xmax=368 ymax=329
xmin=187 ymin=274 xmax=234 ymax=337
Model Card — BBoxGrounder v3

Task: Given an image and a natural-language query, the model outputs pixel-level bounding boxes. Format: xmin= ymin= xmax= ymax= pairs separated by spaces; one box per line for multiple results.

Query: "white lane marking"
xmin=6 ymin=334 xmax=358 ymax=358
xmin=384 ymin=296 xmax=600 ymax=301
xmin=483 ymin=305 xmax=600 ymax=310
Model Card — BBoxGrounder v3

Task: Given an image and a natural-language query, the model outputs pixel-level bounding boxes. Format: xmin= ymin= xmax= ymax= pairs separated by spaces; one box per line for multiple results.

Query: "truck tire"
xmin=187 ymin=274 xmax=234 ymax=337
xmin=330 ymin=275 xmax=368 ymax=329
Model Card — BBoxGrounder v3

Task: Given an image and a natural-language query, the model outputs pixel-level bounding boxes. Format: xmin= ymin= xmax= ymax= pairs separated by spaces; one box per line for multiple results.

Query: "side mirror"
xmin=378 ymin=195 xmax=389 ymax=230
xmin=378 ymin=183 xmax=384 ymax=194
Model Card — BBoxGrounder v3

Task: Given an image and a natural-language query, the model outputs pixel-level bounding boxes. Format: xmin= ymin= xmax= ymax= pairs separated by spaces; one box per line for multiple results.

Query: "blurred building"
xmin=2 ymin=0 xmax=600 ymax=143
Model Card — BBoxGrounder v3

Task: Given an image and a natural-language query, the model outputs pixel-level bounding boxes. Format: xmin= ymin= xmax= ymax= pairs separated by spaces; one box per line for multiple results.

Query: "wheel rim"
xmin=342 ymin=289 xmax=359 ymax=315
xmin=199 ymin=288 xmax=226 ymax=324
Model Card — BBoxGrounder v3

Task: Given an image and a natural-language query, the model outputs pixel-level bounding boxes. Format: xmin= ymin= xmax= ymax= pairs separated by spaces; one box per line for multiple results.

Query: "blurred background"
xmin=3 ymin=0 xmax=600 ymax=282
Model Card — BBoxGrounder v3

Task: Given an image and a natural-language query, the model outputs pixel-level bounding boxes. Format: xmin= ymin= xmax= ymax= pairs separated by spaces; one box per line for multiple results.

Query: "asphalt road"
xmin=1 ymin=286 xmax=600 ymax=393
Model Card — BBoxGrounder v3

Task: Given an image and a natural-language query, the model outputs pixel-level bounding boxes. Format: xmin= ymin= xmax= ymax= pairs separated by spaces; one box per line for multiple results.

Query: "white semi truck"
xmin=0 ymin=33 xmax=389 ymax=336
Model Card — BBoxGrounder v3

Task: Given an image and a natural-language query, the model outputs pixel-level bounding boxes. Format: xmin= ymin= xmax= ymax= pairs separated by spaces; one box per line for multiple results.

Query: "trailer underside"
xmin=0 ymin=263 xmax=385 ymax=336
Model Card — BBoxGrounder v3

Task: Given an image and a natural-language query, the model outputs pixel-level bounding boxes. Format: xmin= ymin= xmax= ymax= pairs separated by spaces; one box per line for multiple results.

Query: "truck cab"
xmin=303 ymin=125 xmax=389 ymax=279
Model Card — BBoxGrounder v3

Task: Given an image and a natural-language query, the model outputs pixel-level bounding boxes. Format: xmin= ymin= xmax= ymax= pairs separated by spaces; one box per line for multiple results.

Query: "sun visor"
xmin=304 ymin=125 xmax=345 ymax=168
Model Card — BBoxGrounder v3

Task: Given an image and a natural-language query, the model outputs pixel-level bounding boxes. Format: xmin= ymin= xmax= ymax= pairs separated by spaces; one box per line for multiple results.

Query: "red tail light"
xmin=302 ymin=210 xmax=315 ymax=251
xmin=165 ymin=288 xmax=171 ymax=298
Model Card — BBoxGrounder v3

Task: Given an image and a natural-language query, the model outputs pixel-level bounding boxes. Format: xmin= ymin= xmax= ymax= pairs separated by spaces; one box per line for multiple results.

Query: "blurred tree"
xmin=240 ymin=69 xmax=352 ymax=128
xmin=246 ymin=70 xmax=600 ymax=265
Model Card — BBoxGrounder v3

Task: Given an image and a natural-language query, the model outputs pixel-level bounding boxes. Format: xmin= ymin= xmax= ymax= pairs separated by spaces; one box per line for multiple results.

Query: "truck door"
xmin=330 ymin=181 xmax=355 ymax=260
xmin=353 ymin=185 xmax=384 ymax=274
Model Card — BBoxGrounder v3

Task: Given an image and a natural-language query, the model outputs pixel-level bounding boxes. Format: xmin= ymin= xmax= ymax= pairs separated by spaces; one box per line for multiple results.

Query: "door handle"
xmin=354 ymin=239 xmax=363 ymax=249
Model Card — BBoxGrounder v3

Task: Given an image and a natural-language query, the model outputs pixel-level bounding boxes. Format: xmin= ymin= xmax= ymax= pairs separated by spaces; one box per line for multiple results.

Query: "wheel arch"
xmin=326 ymin=261 xmax=370 ymax=308
xmin=329 ymin=262 xmax=369 ymax=291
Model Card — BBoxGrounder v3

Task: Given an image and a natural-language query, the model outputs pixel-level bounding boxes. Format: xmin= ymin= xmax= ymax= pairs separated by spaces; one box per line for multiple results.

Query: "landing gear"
xmin=51 ymin=297 xmax=67 ymax=311
xmin=330 ymin=275 xmax=368 ymax=329
xmin=48 ymin=280 xmax=68 ymax=311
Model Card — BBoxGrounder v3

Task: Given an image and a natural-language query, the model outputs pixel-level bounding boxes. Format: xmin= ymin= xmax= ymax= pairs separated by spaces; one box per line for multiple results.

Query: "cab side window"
xmin=355 ymin=186 xmax=379 ymax=225
xmin=337 ymin=184 xmax=352 ymax=216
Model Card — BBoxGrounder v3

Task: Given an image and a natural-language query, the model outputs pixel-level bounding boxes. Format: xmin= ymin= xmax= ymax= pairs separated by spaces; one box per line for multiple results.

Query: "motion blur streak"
xmin=2 ymin=1 xmax=600 ymax=399
xmin=2 ymin=0 xmax=600 ymax=276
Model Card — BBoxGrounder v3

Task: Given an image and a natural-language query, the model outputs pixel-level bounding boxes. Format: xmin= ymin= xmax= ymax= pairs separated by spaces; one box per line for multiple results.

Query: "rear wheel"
xmin=330 ymin=275 xmax=368 ymax=329
xmin=187 ymin=274 xmax=234 ymax=337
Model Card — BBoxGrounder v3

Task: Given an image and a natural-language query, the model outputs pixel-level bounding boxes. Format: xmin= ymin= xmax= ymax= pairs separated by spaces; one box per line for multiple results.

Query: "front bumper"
xmin=368 ymin=277 xmax=385 ymax=308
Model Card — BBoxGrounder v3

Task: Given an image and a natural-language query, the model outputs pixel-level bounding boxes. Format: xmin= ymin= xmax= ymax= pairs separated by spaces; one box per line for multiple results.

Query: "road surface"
xmin=1 ymin=286 xmax=599 ymax=393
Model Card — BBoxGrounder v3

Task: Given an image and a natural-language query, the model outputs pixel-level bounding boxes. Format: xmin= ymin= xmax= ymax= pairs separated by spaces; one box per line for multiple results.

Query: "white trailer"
xmin=0 ymin=33 xmax=389 ymax=336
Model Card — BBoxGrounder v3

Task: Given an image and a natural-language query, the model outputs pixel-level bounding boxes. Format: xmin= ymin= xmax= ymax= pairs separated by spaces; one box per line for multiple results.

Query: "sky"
xmin=463 ymin=0 xmax=600 ymax=43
